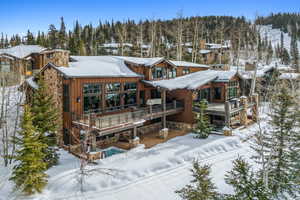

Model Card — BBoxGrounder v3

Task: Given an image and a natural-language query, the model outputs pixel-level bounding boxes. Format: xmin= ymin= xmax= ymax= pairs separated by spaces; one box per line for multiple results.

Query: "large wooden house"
xmin=25 ymin=55 xmax=258 ymax=149
xmin=0 ymin=44 xmax=69 ymax=85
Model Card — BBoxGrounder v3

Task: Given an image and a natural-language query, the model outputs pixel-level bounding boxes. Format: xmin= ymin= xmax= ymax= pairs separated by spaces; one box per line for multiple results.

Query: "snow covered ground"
xmin=258 ymin=25 xmax=300 ymax=56
xmin=0 ymin=105 xmax=271 ymax=200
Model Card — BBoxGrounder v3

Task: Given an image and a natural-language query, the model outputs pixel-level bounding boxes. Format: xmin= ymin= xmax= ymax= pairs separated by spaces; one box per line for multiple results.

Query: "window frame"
xmin=83 ymin=83 xmax=102 ymax=113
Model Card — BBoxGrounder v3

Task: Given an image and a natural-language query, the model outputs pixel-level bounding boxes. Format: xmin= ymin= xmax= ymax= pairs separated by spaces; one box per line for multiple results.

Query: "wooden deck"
xmin=72 ymin=101 xmax=184 ymax=136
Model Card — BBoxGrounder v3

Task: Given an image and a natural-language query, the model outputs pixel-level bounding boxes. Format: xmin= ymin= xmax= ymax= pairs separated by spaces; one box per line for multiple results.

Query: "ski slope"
xmin=258 ymin=25 xmax=300 ymax=55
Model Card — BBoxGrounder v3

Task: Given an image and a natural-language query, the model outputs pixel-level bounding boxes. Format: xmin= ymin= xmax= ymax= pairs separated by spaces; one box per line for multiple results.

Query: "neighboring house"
xmin=25 ymin=55 xmax=257 ymax=149
xmin=0 ymin=44 xmax=69 ymax=85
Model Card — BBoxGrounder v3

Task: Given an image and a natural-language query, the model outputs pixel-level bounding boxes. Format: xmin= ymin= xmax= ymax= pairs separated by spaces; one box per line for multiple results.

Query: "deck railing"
xmin=72 ymin=100 xmax=184 ymax=130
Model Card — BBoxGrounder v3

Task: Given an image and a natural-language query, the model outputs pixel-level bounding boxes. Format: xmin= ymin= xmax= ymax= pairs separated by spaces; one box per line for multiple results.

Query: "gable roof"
xmin=0 ymin=45 xmax=46 ymax=59
xmin=144 ymin=70 xmax=240 ymax=91
xmin=114 ymin=56 xmax=176 ymax=68
xmin=53 ymin=56 xmax=143 ymax=78
xmin=169 ymin=60 xmax=209 ymax=68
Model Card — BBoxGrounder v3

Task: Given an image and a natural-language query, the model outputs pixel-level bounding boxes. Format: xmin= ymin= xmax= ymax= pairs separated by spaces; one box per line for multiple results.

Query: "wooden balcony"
xmin=72 ymin=101 xmax=184 ymax=136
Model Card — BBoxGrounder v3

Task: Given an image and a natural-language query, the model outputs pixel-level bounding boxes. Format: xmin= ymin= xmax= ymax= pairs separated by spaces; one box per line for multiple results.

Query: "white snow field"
xmin=258 ymin=25 xmax=300 ymax=56
xmin=0 ymin=112 xmax=270 ymax=200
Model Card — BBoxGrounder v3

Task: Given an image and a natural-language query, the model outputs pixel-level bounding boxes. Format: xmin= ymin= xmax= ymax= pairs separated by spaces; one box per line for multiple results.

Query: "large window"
xmin=124 ymin=82 xmax=137 ymax=91
xmin=214 ymin=87 xmax=222 ymax=100
xmin=168 ymin=68 xmax=177 ymax=78
xmin=195 ymin=88 xmax=211 ymax=102
xmin=106 ymin=83 xmax=121 ymax=92
xmin=0 ymin=61 xmax=11 ymax=72
xmin=152 ymin=67 xmax=166 ymax=79
xmin=63 ymin=84 xmax=70 ymax=112
xmin=124 ymin=82 xmax=137 ymax=107
xmin=105 ymin=82 xmax=121 ymax=111
xmin=106 ymin=93 xmax=121 ymax=110
xmin=182 ymin=68 xmax=190 ymax=75
xmin=227 ymin=81 xmax=238 ymax=99
xmin=83 ymin=83 xmax=101 ymax=113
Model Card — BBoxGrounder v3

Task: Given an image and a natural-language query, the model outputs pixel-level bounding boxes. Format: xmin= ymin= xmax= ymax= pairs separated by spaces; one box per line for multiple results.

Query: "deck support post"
xmin=133 ymin=126 xmax=137 ymax=138
xmin=224 ymin=101 xmax=231 ymax=128
xmin=162 ymin=89 xmax=167 ymax=129
xmin=240 ymin=96 xmax=248 ymax=126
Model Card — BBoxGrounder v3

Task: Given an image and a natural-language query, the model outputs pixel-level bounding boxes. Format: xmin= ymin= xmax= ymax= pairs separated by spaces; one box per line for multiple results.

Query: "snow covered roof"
xmin=199 ymin=49 xmax=211 ymax=54
xmin=144 ymin=70 xmax=239 ymax=90
xmin=0 ymin=44 xmax=46 ymax=59
xmin=169 ymin=60 xmax=209 ymax=68
xmin=279 ymin=73 xmax=300 ymax=80
xmin=114 ymin=56 xmax=167 ymax=67
xmin=102 ymin=43 xmax=133 ymax=48
xmin=25 ymin=76 xmax=38 ymax=89
xmin=55 ymin=56 xmax=143 ymax=78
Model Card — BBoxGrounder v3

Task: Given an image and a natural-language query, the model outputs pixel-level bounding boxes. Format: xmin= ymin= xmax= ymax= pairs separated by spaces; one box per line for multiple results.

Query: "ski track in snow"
xmin=29 ymin=135 xmax=249 ymax=200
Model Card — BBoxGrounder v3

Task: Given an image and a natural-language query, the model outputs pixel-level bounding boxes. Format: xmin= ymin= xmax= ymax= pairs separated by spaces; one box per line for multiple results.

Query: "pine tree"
xmin=10 ymin=105 xmax=48 ymax=195
xmin=287 ymin=102 xmax=300 ymax=198
xmin=58 ymin=17 xmax=67 ymax=49
xmin=31 ymin=77 xmax=60 ymax=168
xmin=225 ymin=157 xmax=271 ymax=200
xmin=267 ymin=86 xmax=297 ymax=197
xmin=193 ymin=99 xmax=212 ymax=139
xmin=26 ymin=30 xmax=35 ymax=45
xmin=281 ymin=48 xmax=290 ymax=65
xmin=48 ymin=24 xmax=58 ymax=49
xmin=290 ymin=34 xmax=299 ymax=72
xmin=251 ymin=85 xmax=298 ymax=198
xmin=266 ymin=41 xmax=273 ymax=64
xmin=176 ymin=162 xmax=219 ymax=200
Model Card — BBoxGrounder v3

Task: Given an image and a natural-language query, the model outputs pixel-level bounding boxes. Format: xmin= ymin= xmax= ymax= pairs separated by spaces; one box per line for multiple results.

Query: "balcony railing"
xmin=72 ymin=100 xmax=184 ymax=130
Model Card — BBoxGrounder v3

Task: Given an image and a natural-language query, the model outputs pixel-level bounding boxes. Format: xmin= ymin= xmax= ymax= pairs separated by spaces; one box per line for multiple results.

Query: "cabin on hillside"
xmin=0 ymin=45 xmax=69 ymax=85
xmin=25 ymin=55 xmax=258 ymax=150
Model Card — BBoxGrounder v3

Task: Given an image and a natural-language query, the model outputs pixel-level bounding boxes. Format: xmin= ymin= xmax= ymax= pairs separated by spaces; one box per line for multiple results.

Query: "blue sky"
xmin=0 ymin=0 xmax=299 ymax=37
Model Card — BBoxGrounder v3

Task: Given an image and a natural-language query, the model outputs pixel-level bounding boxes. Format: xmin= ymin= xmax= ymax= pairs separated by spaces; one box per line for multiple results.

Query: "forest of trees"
xmin=0 ymin=15 xmax=256 ymax=61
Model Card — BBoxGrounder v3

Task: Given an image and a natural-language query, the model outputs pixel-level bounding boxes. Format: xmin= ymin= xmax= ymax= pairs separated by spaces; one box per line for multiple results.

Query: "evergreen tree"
xmin=10 ymin=105 xmax=48 ymax=195
xmin=48 ymin=24 xmax=58 ymax=48
xmin=31 ymin=77 xmax=60 ymax=168
xmin=251 ymin=85 xmax=298 ymax=198
xmin=58 ymin=17 xmax=67 ymax=49
xmin=287 ymin=101 xmax=300 ymax=198
xmin=176 ymin=162 xmax=219 ymax=200
xmin=225 ymin=157 xmax=271 ymax=200
xmin=281 ymin=48 xmax=290 ymax=65
xmin=193 ymin=99 xmax=212 ymax=139
xmin=26 ymin=30 xmax=35 ymax=45
xmin=266 ymin=41 xmax=273 ymax=64
xmin=290 ymin=34 xmax=299 ymax=72
xmin=268 ymin=86 xmax=297 ymax=197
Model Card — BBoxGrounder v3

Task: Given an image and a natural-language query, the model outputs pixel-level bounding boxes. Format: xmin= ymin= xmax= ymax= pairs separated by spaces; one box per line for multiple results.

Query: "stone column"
xmin=240 ymin=96 xmax=248 ymax=126
xmin=129 ymin=127 xmax=140 ymax=148
xmin=225 ymin=101 xmax=231 ymax=128
xmin=252 ymin=93 xmax=259 ymax=122
xmin=91 ymin=133 xmax=97 ymax=152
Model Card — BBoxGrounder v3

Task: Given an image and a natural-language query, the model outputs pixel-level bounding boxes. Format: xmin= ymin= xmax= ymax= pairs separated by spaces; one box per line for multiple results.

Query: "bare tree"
xmin=176 ymin=10 xmax=184 ymax=61
xmin=138 ymin=22 xmax=144 ymax=57
xmin=191 ymin=19 xmax=200 ymax=63
xmin=149 ymin=19 xmax=157 ymax=57
xmin=117 ymin=22 xmax=127 ymax=56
